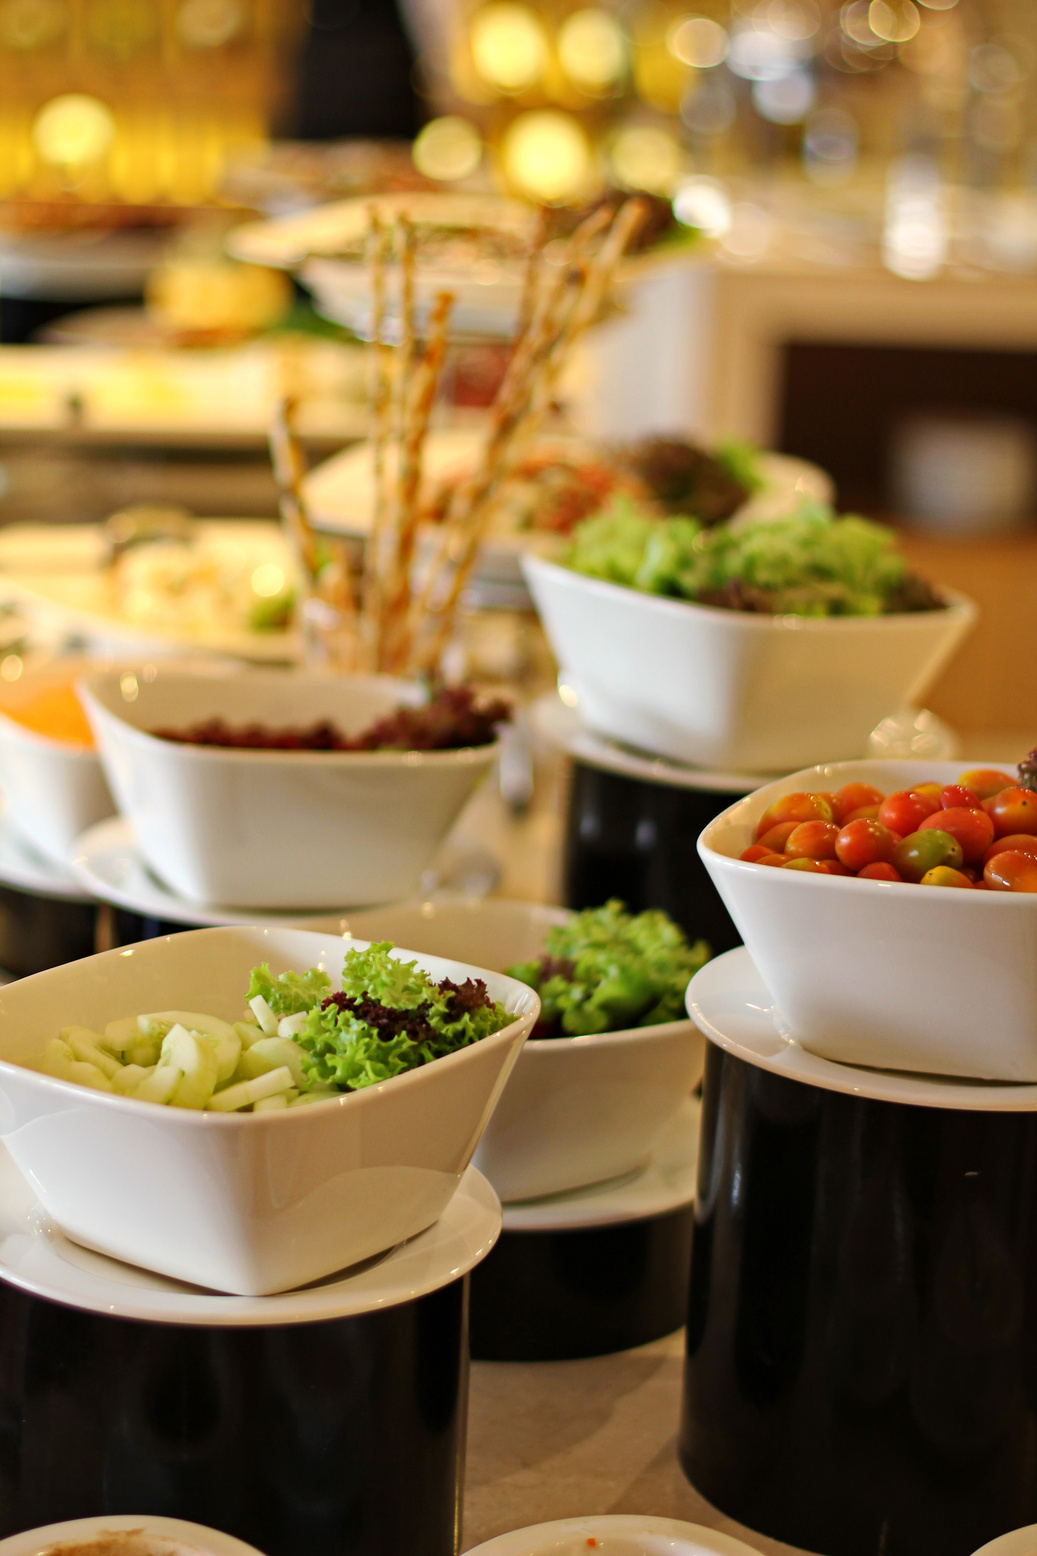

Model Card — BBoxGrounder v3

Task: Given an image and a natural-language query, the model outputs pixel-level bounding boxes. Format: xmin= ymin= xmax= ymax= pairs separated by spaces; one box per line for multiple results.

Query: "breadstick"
xmin=269 ymin=397 xmax=320 ymax=580
xmin=359 ymin=210 xmax=393 ymax=669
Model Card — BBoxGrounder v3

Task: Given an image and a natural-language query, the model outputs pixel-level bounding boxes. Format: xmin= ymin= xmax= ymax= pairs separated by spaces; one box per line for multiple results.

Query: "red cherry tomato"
xmin=920 ymin=866 xmax=973 ymax=888
xmin=785 ymin=820 xmax=840 ymax=860
xmin=913 ymin=782 xmax=943 ymax=805
xmin=959 ymin=768 xmax=1015 ymax=800
xmin=941 ymin=785 xmax=981 ymax=810
xmin=878 ymin=789 xmax=940 ymax=837
xmin=984 ymin=851 xmax=1037 ymax=893
xmin=741 ymin=844 xmax=780 ymax=863
xmin=782 ymin=856 xmax=830 ymax=872
xmin=756 ymin=791 xmax=835 ymax=840
xmin=841 ymin=804 xmax=881 ymax=824
xmin=984 ymin=787 xmax=1037 ymax=839
xmin=857 ymin=861 xmax=902 ymax=882
xmin=834 ymin=782 xmax=886 ymax=822
xmin=917 ymin=806 xmax=994 ymax=863
xmin=757 ymin=853 xmax=786 ymax=867
xmin=835 ymin=818 xmax=897 ymax=871
xmin=757 ymin=821 xmax=799 ymax=853
xmin=819 ymin=860 xmax=853 ymax=876
xmin=983 ymin=834 xmax=1037 ymax=867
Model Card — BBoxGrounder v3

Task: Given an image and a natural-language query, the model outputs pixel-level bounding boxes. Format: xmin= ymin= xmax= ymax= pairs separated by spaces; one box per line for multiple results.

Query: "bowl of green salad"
xmin=327 ymin=898 xmax=709 ymax=1202
xmin=0 ymin=925 xmax=538 ymax=1295
xmin=524 ymin=498 xmax=976 ymax=773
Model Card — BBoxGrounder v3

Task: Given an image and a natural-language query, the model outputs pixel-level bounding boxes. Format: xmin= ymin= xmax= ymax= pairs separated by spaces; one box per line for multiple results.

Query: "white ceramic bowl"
xmin=311 ymin=898 xmax=705 ymax=1202
xmin=0 ymin=924 xmax=537 ymax=1294
xmin=78 ymin=667 xmax=500 ymax=909
xmin=0 ymin=1515 xmax=264 ymax=1556
xmin=698 ymin=758 xmax=1037 ymax=1081
xmin=466 ymin=1514 xmax=763 ymax=1556
xmin=0 ymin=658 xmax=115 ymax=866
xmin=524 ymin=555 xmax=976 ymax=772
xmin=972 ymin=1527 xmax=1037 ymax=1555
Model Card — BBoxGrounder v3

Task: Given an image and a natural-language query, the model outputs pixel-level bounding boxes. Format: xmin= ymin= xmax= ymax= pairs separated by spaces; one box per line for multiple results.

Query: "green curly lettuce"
xmin=507 ymin=901 xmax=710 ymax=1038
xmin=247 ymin=963 xmax=331 ymax=1016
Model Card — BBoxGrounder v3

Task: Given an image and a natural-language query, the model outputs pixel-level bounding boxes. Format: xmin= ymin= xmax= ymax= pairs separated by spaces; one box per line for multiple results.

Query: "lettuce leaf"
xmin=246 ymin=963 xmax=331 ymax=1017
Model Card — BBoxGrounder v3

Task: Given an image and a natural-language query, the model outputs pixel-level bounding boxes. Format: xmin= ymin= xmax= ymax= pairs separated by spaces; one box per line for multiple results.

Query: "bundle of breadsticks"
xmin=270 ymin=196 xmax=647 ymax=675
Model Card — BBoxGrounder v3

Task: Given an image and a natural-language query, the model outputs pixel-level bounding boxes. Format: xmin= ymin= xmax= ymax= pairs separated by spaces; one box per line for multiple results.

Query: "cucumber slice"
xmin=248 ymin=995 xmax=279 ymax=1036
xmin=111 ymin=1063 xmax=155 ymax=1093
xmin=103 ymin=1017 xmax=140 ymax=1052
xmin=40 ymin=1037 xmax=114 ymax=1091
xmin=277 ymin=1012 xmax=309 ymax=1039
xmin=160 ymin=1024 xmax=218 ymax=1109
xmin=128 ymin=1039 xmax=161 ymax=1068
xmin=206 ymin=1066 xmax=293 ymax=1112
xmin=252 ymin=1093 xmax=289 ymax=1111
xmin=238 ymin=1036 xmax=307 ymax=1089
xmin=234 ymin=1020 xmax=262 ymax=1050
xmin=134 ymin=1066 xmax=182 ymax=1104
xmin=65 ymin=1029 xmax=123 ymax=1081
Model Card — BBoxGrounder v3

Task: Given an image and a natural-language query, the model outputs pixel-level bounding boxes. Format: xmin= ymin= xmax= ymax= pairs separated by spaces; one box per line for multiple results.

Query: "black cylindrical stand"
xmin=680 ymin=1042 xmax=1037 ymax=1556
xmin=0 ymin=886 xmax=97 ymax=976
xmin=0 ymin=1277 xmax=469 ymax=1556
xmin=562 ymin=761 xmax=745 ymax=953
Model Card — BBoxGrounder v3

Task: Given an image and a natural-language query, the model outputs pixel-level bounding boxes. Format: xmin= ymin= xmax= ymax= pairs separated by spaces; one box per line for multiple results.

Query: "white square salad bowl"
xmin=524 ymin=555 xmax=976 ymax=772
xmin=698 ymin=759 xmax=1037 ymax=1081
xmin=316 ymin=898 xmax=706 ymax=1202
xmin=78 ymin=667 xmax=501 ymax=909
xmin=0 ymin=925 xmax=538 ymax=1294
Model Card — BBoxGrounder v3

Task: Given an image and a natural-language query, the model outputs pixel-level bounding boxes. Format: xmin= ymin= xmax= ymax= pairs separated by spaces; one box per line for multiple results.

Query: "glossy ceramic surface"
xmin=0 ymin=926 xmax=535 ymax=1294
xmin=687 ymin=948 xmax=1037 ymax=1110
xmin=973 ymin=1529 xmax=1037 ymax=1555
xmin=525 ymin=554 xmax=976 ymax=772
xmin=681 ymin=1040 xmax=1037 ymax=1555
xmin=79 ymin=667 xmax=498 ymax=909
xmin=699 ymin=759 xmax=1037 ymax=1081
xmin=0 ymin=1145 xmax=501 ymax=1324
xmin=308 ymin=897 xmax=704 ymax=1202
xmin=0 ymin=1515 xmax=264 ymax=1556
xmin=466 ymin=1515 xmax=763 ymax=1556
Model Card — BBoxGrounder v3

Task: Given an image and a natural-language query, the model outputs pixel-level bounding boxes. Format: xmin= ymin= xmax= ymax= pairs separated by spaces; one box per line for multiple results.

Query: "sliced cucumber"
xmin=160 ymin=1024 xmax=218 ymax=1109
xmin=65 ymin=1029 xmax=124 ymax=1081
xmin=238 ymin=1036 xmax=307 ymax=1089
xmin=134 ymin=1066 xmax=182 ymax=1104
xmin=205 ymin=1065 xmax=293 ymax=1112
xmin=248 ymin=995 xmax=279 ymax=1036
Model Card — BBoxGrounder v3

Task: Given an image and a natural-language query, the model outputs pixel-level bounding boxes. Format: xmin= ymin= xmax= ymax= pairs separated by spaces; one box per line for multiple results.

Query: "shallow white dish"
xmin=309 ymin=896 xmax=705 ymax=1202
xmin=972 ymin=1526 xmax=1037 ymax=1555
xmin=0 ymin=657 xmax=114 ymax=867
xmin=0 ymin=799 xmax=87 ymax=901
xmin=699 ymin=759 xmax=1037 ymax=1081
xmin=501 ymin=1095 xmax=699 ymax=1231
xmin=80 ymin=667 xmax=499 ymax=910
xmin=0 ymin=1514 xmax=265 ymax=1556
xmin=524 ymin=554 xmax=976 ymax=773
xmin=687 ymin=946 xmax=1037 ymax=1110
xmin=466 ymin=1514 xmax=763 ymax=1556
xmin=0 ymin=925 xmax=536 ymax=1294
xmin=0 ymin=1143 xmax=500 ymax=1325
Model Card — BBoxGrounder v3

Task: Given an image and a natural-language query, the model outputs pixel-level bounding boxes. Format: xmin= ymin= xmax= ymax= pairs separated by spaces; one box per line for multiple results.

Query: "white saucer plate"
xmin=972 ymin=1526 xmax=1037 ymax=1555
xmin=0 ymin=1148 xmax=501 ymax=1326
xmin=467 ymin=1513 xmax=763 ymax=1556
xmin=688 ymin=947 xmax=1037 ymax=1111
xmin=0 ymin=1514 xmax=264 ymax=1556
xmin=501 ymin=1096 xmax=699 ymax=1232
xmin=0 ymin=802 xmax=87 ymax=901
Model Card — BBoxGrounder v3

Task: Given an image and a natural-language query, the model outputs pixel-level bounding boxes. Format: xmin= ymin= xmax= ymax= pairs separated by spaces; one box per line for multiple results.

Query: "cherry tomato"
xmin=758 ymin=821 xmax=799 ymax=853
xmin=857 ymin=861 xmax=902 ymax=883
xmin=819 ymin=861 xmax=853 ymax=876
xmin=835 ymin=818 xmax=897 ymax=871
xmin=920 ymin=866 xmax=974 ymax=888
xmin=893 ymin=828 xmax=964 ymax=882
xmin=741 ymin=844 xmax=780 ymax=863
xmin=878 ymin=789 xmax=940 ymax=837
xmin=984 ymin=851 xmax=1037 ymax=893
xmin=941 ymin=785 xmax=981 ymax=810
xmin=959 ymin=768 xmax=1015 ymax=800
xmin=985 ymin=786 xmax=1037 ymax=839
xmin=756 ymin=791 xmax=835 ymax=840
xmin=785 ymin=820 xmax=840 ymax=860
xmin=834 ymin=782 xmax=885 ymax=822
xmin=983 ymin=834 xmax=1037 ymax=867
xmin=917 ymin=806 xmax=994 ymax=863
xmin=782 ymin=856 xmax=830 ymax=872
xmin=914 ymin=782 xmax=943 ymax=805
xmin=841 ymin=804 xmax=881 ymax=824
xmin=757 ymin=853 xmax=786 ymax=867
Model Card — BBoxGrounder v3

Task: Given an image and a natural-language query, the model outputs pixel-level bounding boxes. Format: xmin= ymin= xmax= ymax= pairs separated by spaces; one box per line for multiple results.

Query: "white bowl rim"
xmin=465 ymin=1513 xmax=764 ymax=1556
xmin=523 ymin=553 xmax=977 ymax=631
xmin=0 ymin=926 xmax=537 ymax=1125
xmin=0 ymin=1513 xmax=266 ymax=1556
xmin=524 ymin=1013 xmax=700 ymax=1051
xmin=698 ymin=757 xmax=1037 ymax=903
xmin=78 ymin=670 xmax=506 ymax=767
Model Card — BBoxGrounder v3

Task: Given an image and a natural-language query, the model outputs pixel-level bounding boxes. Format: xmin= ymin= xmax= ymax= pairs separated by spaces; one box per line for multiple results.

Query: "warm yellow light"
xmin=470 ymin=3 xmax=548 ymax=91
xmin=32 ymin=93 xmax=115 ymax=166
xmin=413 ymin=116 xmax=483 ymax=180
xmin=176 ymin=0 xmax=245 ymax=48
xmin=557 ymin=9 xmax=626 ymax=88
xmin=610 ymin=122 xmax=683 ymax=194
xmin=251 ymin=563 xmax=286 ymax=598
xmin=868 ymin=0 xmax=919 ymax=42
xmin=501 ymin=110 xmax=590 ymax=201
xmin=667 ymin=15 xmax=728 ymax=68
xmin=0 ymin=0 xmax=67 ymax=50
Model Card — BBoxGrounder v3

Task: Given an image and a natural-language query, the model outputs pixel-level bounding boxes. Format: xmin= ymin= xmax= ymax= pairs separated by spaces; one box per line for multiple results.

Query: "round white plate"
xmin=466 ymin=1514 xmax=763 ymax=1556
xmin=0 ymin=803 xmax=87 ymax=902
xmin=529 ymin=691 xmax=765 ymax=793
xmin=501 ymin=1096 xmax=699 ymax=1231
xmin=0 ymin=1147 xmax=501 ymax=1326
xmin=72 ymin=817 xmax=323 ymax=925
xmin=688 ymin=947 xmax=1037 ymax=1111
xmin=0 ymin=1514 xmax=264 ymax=1556
xmin=973 ymin=1527 xmax=1037 ymax=1555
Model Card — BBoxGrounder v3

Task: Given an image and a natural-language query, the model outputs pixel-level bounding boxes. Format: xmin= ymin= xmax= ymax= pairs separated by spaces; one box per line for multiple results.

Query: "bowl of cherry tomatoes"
xmin=698 ymin=758 xmax=1037 ymax=1081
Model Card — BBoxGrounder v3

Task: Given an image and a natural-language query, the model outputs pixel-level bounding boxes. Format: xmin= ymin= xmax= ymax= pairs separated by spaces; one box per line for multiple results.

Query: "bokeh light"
xmin=557 ymin=9 xmax=626 ymax=89
xmin=767 ymin=0 xmax=821 ymax=42
xmin=802 ymin=106 xmax=859 ymax=183
xmin=673 ymin=175 xmax=732 ymax=236
xmin=667 ymin=15 xmax=728 ymax=69
xmin=413 ymin=115 xmax=483 ymax=179
xmin=610 ymin=122 xmax=683 ymax=194
xmin=32 ymin=93 xmax=116 ymax=166
xmin=470 ymin=2 xmax=548 ymax=92
xmin=753 ymin=68 xmax=816 ymax=123
xmin=501 ymin=110 xmax=591 ymax=201
xmin=176 ymin=0 xmax=244 ymax=48
xmin=868 ymin=0 xmax=919 ymax=44
xmin=0 ymin=0 xmax=66 ymax=49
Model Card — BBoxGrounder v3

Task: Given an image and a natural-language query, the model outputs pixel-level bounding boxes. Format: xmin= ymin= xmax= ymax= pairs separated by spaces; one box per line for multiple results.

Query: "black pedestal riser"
xmin=563 ymin=763 xmax=743 ymax=953
xmin=469 ymin=1206 xmax=694 ymax=1361
xmin=681 ymin=1044 xmax=1037 ymax=1556
xmin=0 ymin=888 xmax=97 ymax=976
xmin=0 ymin=1278 xmax=469 ymax=1556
